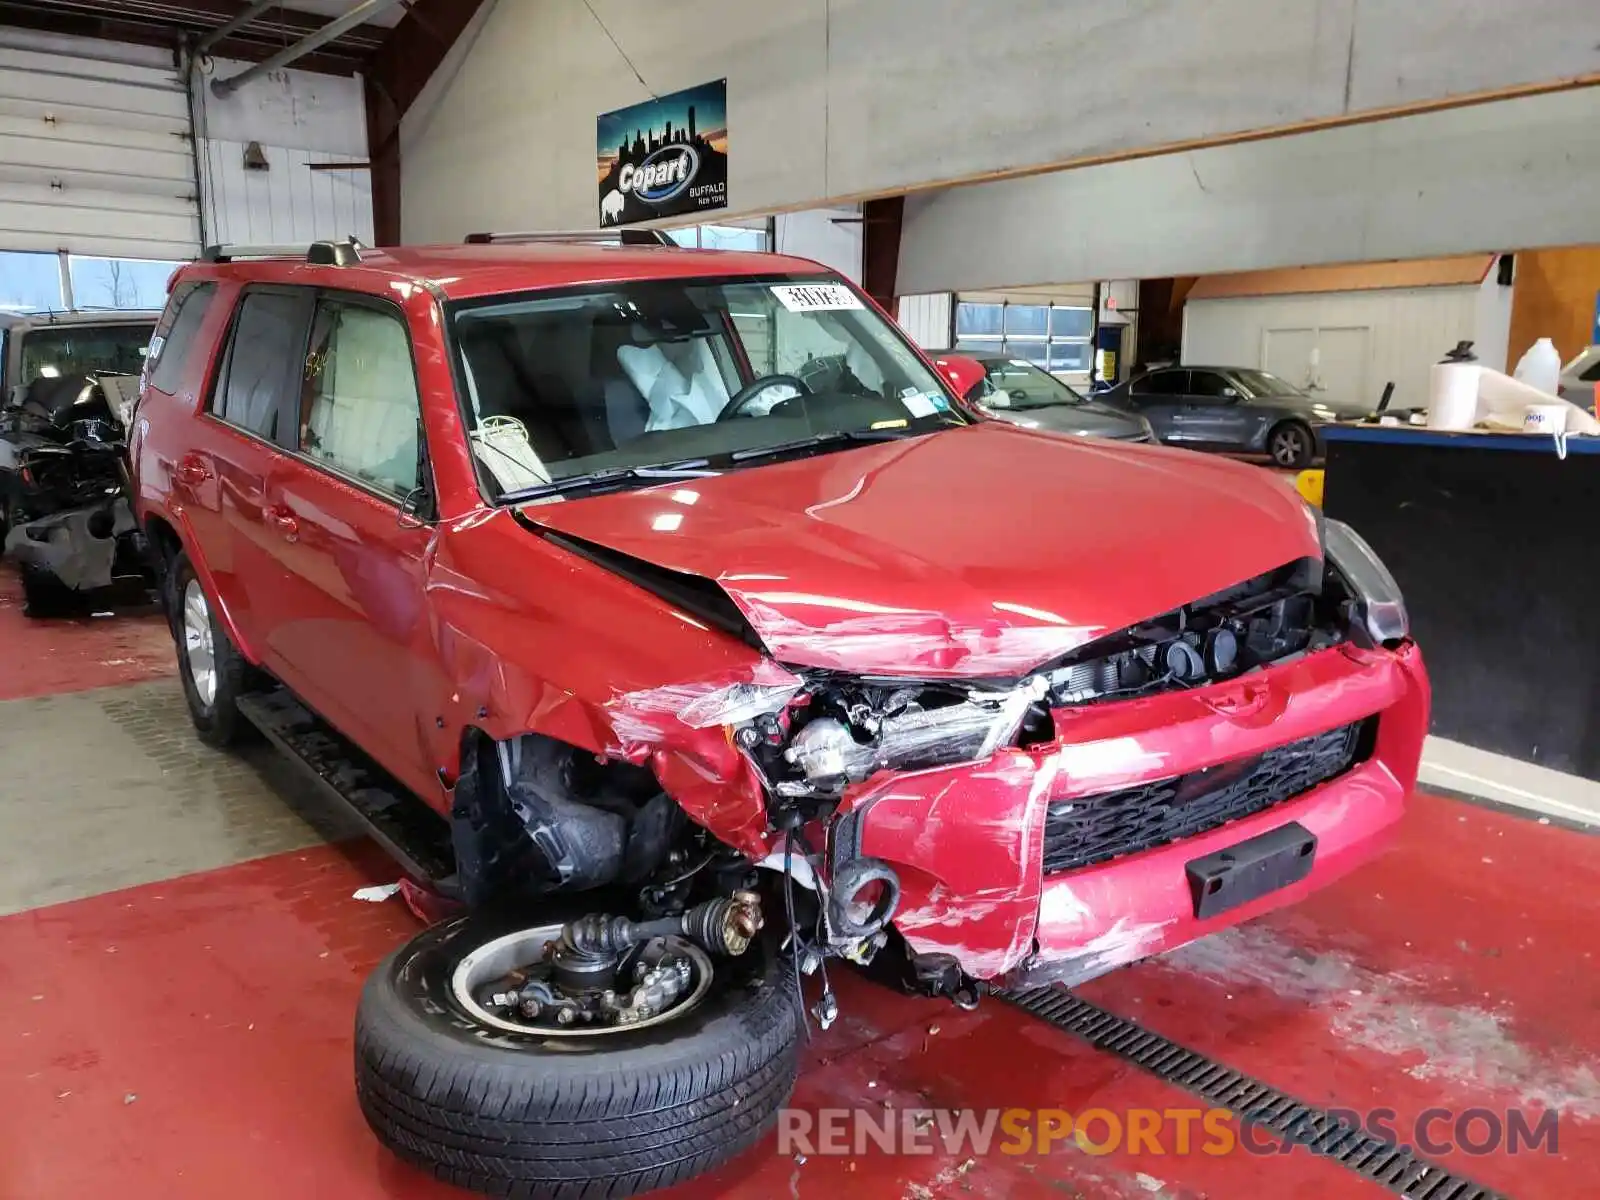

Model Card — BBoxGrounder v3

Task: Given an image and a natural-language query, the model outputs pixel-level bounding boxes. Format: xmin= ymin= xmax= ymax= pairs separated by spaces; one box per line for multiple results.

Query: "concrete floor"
xmin=3 ymin=564 xmax=1598 ymax=1199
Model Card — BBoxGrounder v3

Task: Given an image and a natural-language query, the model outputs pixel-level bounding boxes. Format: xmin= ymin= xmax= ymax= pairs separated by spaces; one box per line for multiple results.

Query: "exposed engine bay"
xmin=1 ymin=372 xmax=149 ymax=604
xmin=728 ymin=554 xmax=1360 ymax=806
xmin=447 ymin=540 xmax=1394 ymax=1024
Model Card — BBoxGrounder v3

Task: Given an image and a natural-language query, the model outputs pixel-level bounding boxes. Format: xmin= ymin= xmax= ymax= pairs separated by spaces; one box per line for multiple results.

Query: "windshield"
xmin=977 ymin=359 xmax=1086 ymax=410
xmin=18 ymin=323 xmax=155 ymax=386
xmin=1232 ymin=368 xmax=1303 ymax=398
xmin=448 ymin=274 xmax=964 ymax=500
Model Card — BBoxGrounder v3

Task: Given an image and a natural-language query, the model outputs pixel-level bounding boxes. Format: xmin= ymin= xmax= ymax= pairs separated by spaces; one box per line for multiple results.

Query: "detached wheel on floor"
xmin=355 ymin=910 xmax=803 ymax=1199
xmin=167 ymin=551 xmax=249 ymax=748
xmin=1268 ymin=420 xmax=1316 ymax=469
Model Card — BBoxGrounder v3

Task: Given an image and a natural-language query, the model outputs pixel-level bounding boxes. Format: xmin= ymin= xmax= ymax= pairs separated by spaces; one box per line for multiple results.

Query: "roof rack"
xmin=463 ymin=229 xmax=675 ymax=248
xmin=201 ymin=238 xmax=366 ymax=266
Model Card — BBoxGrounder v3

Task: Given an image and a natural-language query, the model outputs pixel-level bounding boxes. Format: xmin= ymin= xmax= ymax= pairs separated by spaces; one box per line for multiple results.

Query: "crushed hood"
xmin=523 ymin=422 xmax=1321 ymax=678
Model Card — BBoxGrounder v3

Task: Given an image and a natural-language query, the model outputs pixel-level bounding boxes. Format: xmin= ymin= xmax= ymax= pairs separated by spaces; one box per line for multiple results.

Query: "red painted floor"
xmin=4 ymin=562 xmax=1598 ymax=1198
xmin=0 ymin=569 xmax=174 ymax=701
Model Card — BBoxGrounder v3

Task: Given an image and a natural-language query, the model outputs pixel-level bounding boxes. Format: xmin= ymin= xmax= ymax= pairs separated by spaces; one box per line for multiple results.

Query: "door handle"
xmin=174 ymin=456 xmax=210 ymax=486
xmin=264 ymin=504 xmax=300 ymax=541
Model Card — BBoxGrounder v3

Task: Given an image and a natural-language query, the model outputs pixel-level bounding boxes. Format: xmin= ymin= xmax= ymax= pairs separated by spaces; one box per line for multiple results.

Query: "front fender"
xmin=421 ymin=513 xmax=777 ymax=856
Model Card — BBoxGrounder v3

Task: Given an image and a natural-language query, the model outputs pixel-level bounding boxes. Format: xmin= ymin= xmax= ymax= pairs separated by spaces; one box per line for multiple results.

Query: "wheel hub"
xmin=452 ymin=923 xmax=715 ymax=1037
xmin=182 ymin=579 xmax=217 ymax=708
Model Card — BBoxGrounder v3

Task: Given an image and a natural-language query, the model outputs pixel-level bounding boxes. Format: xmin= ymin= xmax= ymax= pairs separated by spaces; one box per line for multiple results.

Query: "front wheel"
xmin=355 ymin=910 xmax=802 ymax=1198
xmin=1268 ymin=421 xmax=1316 ymax=469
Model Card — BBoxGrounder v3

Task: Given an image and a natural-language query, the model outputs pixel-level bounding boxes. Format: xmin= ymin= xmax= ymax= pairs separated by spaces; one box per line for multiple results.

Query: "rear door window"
xmin=297 ymin=297 xmax=424 ymax=499
xmin=211 ymin=289 xmax=312 ymax=443
xmin=147 ymin=282 xmax=217 ymax=394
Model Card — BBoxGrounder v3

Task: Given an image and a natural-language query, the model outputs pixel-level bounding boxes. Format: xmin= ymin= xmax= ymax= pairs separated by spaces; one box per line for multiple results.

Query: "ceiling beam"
xmin=0 ymin=0 xmax=386 ymax=70
xmin=364 ymin=0 xmax=489 ymax=244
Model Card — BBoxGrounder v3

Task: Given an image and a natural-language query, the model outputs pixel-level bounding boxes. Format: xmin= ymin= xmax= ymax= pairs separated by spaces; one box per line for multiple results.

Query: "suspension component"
xmin=557 ymin=892 xmax=764 ymax=962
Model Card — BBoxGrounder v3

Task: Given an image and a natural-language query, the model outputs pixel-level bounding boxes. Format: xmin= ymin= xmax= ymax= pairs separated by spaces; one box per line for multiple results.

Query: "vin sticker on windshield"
xmin=770 ymin=284 xmax=863 ymax=313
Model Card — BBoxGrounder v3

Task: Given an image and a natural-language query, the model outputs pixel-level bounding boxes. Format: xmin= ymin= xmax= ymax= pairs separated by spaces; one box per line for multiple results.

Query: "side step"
xmin=236 ymin=688 xmax=459 ymax=897
xmin=1003 ymin=986 xmax=1510 ymax=1200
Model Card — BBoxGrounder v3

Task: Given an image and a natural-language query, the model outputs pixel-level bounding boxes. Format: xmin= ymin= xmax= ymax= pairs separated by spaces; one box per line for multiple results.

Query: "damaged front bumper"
xmin=842 ymin=640 xmax=1430 ymax=986
xmin=5 ymin=498 xmax=139 ymax=591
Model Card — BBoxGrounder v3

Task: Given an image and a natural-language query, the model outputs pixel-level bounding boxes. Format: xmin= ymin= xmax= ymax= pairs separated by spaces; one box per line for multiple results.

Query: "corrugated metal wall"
xmin=0 ymin=34 xmax=200 ymax=259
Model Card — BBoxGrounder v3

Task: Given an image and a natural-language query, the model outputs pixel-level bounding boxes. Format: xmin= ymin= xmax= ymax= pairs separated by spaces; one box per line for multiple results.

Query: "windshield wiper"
xmin=501 ymin=459 xmax=719 ymax=504
xmin=724 ymin=426 xmax=930 ymax=464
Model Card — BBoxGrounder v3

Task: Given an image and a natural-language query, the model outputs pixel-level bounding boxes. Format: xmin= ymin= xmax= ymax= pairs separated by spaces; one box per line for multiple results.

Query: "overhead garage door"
xmin=0 ymin=37 xmax=200 ymax=262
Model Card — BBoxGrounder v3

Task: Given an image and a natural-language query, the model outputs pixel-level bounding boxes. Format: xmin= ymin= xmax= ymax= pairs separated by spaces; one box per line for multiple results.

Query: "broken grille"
xmin=1041 ymin=719 xmax=1373 ymax=875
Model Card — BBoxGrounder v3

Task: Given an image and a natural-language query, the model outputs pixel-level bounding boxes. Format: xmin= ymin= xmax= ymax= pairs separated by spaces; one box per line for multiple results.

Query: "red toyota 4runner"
xmin=133 ymin=234 xmax=1428 ymax=1198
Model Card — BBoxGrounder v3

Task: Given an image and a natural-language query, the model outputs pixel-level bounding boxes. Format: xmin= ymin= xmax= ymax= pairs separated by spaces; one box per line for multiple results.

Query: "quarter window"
xmin=148 ymin=282 xmax=217 ymax=394
xmin=213 ymin=291 xmax=309 ymax=440
xmin=299 ymin=299 xmax=422 ymax=498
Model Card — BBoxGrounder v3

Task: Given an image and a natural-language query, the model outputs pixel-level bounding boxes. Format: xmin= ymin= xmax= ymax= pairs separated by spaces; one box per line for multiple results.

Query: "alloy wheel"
xmin=1271 ymin=427 xmax=1310 ymax=467
xmin=182 ymin=578 xmax=217 ymax=709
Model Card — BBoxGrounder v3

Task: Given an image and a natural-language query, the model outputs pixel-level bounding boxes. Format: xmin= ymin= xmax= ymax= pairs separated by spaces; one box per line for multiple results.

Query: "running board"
xmin=1003 ymin=986 xmax=1509 ymax=1200
xmin=236 ymin=688 xmax=459 ymax=897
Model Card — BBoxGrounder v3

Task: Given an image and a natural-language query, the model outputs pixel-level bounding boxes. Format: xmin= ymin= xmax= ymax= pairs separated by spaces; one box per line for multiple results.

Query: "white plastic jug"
xmin=1513 ymin=337 xmax=1562 ymax=397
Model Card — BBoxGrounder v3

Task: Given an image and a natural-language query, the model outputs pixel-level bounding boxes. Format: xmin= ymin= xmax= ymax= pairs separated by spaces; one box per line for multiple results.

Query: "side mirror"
xmin=932 ymin=354 xmax=987 ymax=401
xmin=1220 ymin=387 xmax=1239 ymax=401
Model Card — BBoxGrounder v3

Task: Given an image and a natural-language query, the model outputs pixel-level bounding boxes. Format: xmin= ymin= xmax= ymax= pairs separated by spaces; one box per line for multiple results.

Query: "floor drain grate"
xmin=1002 ymin=985 xmax=1512 ymax=1200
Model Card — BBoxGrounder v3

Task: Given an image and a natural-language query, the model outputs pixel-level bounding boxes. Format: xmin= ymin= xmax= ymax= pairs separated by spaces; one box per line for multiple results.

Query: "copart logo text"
xmin=618 ymin=145 xmax=700 ymax=205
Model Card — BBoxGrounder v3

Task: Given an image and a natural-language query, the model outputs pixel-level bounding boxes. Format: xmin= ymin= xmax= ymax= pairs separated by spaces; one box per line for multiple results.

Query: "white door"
xmin=0 ymin=34 xmax=200 ymax=260
xmin=1308 ymin=325 xmax=1371 ymax=408
xmin=1263 ymin=327 xmax=1319 ymax=391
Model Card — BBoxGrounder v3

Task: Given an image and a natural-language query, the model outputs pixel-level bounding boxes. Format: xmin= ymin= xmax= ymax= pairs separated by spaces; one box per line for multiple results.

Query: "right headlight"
xmin=1324 ymin=519 xmax=1408 ymax=646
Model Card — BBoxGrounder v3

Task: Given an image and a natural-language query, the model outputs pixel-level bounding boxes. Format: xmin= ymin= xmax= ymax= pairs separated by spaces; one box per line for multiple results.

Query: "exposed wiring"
xmin=781 ymin=832 xmax=810 ymax=1043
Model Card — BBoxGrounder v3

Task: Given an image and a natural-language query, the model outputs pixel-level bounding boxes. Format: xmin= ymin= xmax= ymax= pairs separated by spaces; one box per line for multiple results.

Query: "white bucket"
xmin=1427 ymin=361 xmax=1480 ymax=430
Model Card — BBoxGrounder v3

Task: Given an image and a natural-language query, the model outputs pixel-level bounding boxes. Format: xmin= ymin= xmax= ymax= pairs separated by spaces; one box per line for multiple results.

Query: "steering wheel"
xmin=716 ymin=373 xmax=812 ymax=421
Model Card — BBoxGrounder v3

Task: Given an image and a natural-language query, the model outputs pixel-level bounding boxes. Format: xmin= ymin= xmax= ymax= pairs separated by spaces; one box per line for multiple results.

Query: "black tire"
xmin=1267 ymin=420 xmax=1316 ymax=469
xmin=167 ymin=551 xmax=249 ymax=748
xmin=19 ymin=561 xmax=81 ymax=618
xmin=355 ymin=910 xmax=803 ymax=1199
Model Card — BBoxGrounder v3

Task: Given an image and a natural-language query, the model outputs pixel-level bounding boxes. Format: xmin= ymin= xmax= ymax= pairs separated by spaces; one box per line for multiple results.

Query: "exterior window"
xmin=147 ymin=283 xmax=217 ymax=394
xmin=0 ymin=250 xmax=64 ymax=312
xmin=1 ymin=251 xmax=182 ymax=315
xmin=213 ymin=291 xmax=308 ymax=440
xmin=299 ymin=299 xmax=422 ymax=497
xmin=955 ymin=299 xmax=1095 ymax=376
xmin=667 ymin=223 xmax=772 ymax=251
xmin=68 ymin=256 xmax=183 ymax=311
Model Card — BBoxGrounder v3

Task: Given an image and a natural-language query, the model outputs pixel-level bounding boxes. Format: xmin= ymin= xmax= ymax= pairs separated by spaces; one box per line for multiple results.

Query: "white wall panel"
xmin=201 ymin=142 xmax=374 ymax=247
xmin=400 ymin=0 xmax=1600 ymax=241
xmin=895 ymin=293 xmax=952 ymax=349
xmin=0 ymin=34 xmax=199 ymax=258
xmin=774 ymin=207 xmax=862 ymax=282
xmin=1182 ymin=286 xmax=1485 ymax=410
xmin=899 ymin=87 xmax=1600 ymax=294
xmin=193 ymin=59 xmax=371 ymax=249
